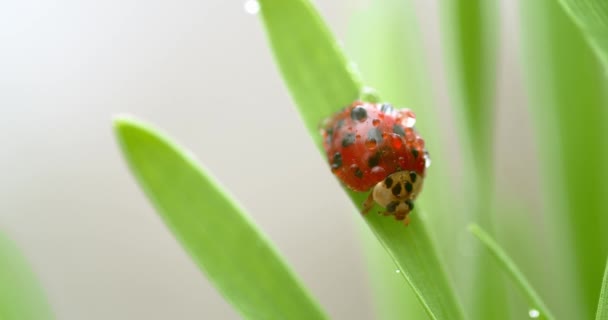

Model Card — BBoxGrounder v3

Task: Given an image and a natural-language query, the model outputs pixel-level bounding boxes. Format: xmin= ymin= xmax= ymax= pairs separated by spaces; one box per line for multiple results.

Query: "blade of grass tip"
xmin=114 ymin=117 xmax=327 ymax=320
xmin=258 ymin=1 xmax=465 ymax=318
xmin=557 ymin=0 xmax=608 ymax=71
xmin=438 ymin=0 xmax=504 ymax=318
xmin=439 ymin=0 xmax=498 ymax=168
xmin=346 ymin=1 xmax=461 ymax=318
xmin=519 ymin=0 xmax=608 ymax=317
xmin=596 ymin=258 xmax=608 ymax=320
xmin=469 ymin=224 xmax=556 ymax=320
xmin=0 ymin=232 xmax=54 ymax=320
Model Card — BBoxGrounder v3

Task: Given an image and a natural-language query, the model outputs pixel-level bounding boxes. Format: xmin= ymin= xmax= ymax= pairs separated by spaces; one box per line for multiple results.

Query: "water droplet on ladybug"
xmin=401 ymin=116 xmax=416 ymax=128
xmin=424 ymin=152 xmax=431 ymax=168
xmin=356 ymin=134 xmax=361 ymax=139
xmin=371 ymin=166 xmax=385 ymax=175
xmin=391 ymin=138 xmax=403 ymax=149
xmin=372 ymin=119 xmax=380 ymax=126
xmin=365 ymin=139 xmax=377 ymax=149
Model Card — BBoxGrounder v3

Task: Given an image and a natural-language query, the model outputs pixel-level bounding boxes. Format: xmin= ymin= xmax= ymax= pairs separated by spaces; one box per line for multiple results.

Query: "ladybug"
xmin=321 ymin=101 xmax=429 ymax=225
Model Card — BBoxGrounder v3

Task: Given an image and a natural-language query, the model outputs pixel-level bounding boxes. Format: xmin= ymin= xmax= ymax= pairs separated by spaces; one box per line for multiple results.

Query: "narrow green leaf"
xmin=519 ymin=0 xmax=608 ymax=317
xmin=438 ymin=0 xmax=503 ymax=318
xmin=596 ymin=258 xmax=608 ymax=320
xmin=114 ymin=118 xmax=327 ymax=320
xmin=557 ymin=0 xmax=608 ymax=70
xmin=469 ymin=224 xmax=556 ymax=320
xmin=439 ymin=0 xmax=498 ymax=168
xmin=258 ymin=0 xmax=362 ymax=138
xmin=258 ymin=1 xmax=465 ymax=319
xmin=0 ymin=232 xmax=54 ymax=320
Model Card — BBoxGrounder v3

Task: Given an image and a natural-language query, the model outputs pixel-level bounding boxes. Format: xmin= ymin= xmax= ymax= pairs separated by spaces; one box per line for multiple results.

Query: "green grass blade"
xmin=557 ymin=0 xmax=608 ymax=70
xmin=439 ymin=0 xmax=498 ymax=162
xmin=519 ymin=0 xmax=608 ymax=317
xmin=469 ymin=224 xmax=555 ymax=320
xmin=438 ymin=0 xmax=503 ymax=318
xmin=114 ymin=118 xmax=327 ymax=320
xmin=0 ymin=232 xmax=54 ymax=320
xmin=258 ymin=0 xmax=362 ymax=138
xmin=258 ymin=1 xmax=465 ymax=319
xmin=597 ymin=258 xmax=608 ymax=320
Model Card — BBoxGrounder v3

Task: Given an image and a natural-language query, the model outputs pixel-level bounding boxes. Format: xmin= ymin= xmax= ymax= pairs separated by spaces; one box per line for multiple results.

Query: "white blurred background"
xmin=0 ymin=0 xmax=535 ymax=319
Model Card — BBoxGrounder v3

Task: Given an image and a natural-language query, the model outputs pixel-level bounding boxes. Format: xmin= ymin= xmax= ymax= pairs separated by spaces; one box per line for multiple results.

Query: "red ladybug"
xmin=321 ymin=101 xmax=429 ymax=225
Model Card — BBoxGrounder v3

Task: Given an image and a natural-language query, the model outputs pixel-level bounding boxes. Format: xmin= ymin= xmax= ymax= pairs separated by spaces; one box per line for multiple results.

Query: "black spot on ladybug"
xmin=384 ymin=177 xmax=393 ymax=188
xmin=392 ymin=184 xmax=402 ymax=196
xmin=354 ymin=167 xmax=364 ymax=178
xmin=351 ymin=107 xmax=368 ymax=121
xmin=405 ymin=182 xmax=413 ymax=193
xmin=367 ymin=127 xmax=383 ymax=144
xmin=387 ymin=201 xmax=399 ymax=212
xmin=409 ymin=172 xmax=417 ymax=183
xmin=325 ymin=128 xmax=334 ymax=145
xmin=368 ymin=152 xmax=381 ymax=168
xmin=380 ymin=104 xmax=394 ymax=113
xmin=342 ymin=133 xmax=356 ymax=147
xmin=405 ymin=199 xmax=414 ymax=211
xmin=393 ymin=124 xmax=406 ymax=137
xmin=412 ymin=149 xmax=419 ymax=158
xmin=331 ymin=152 xmax=343 ymax=169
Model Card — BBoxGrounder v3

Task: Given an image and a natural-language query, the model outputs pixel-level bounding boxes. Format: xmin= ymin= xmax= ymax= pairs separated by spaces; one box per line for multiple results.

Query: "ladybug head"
xmin=371 ymin=170 xmax=424 ymax=218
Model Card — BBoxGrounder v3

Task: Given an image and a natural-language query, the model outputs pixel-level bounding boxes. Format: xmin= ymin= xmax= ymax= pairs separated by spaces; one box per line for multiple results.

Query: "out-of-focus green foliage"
xmin=596 ymin=259 xmax=608 ymax=320
xmin=557 ymin=0 xmax=608 ymax=70
xmin=519 ymin=0 xmax=608 ymax=318
xmin=470 ymin=225 xmax=555 ymax=320
xmin=0 ymin=232 xmax=54 ymax=320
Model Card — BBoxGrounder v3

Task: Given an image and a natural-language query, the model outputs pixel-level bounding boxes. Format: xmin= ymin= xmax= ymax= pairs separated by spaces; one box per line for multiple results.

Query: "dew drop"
xmin=243 ymin=0 xmax=260 ymax=15
xmin=391 ymin=138 xmax=403 ymax=149
xmin=365 ymin=139 xmax=377 ymax=149
xmin=401 ymin=116 xmax=416 ymax=128
xmin=424 ymin=152 xmax=431 ymax=168
xmin=528 ymin=309 xmax=540 ymax=318
xmin=395 ymin=269 xmax=400 ymax=273
xmin=371 ymin=166 xmax=385 ymax=175
xmin=372 ymin=119 xmax=380 ymax=126
xmin=359 ymin=86 xmax=380 ymax=103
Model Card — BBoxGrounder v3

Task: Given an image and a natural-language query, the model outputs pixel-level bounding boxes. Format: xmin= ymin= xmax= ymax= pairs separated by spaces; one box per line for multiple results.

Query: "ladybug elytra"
xmin=321 ymin=101 xmax=429 ymax=225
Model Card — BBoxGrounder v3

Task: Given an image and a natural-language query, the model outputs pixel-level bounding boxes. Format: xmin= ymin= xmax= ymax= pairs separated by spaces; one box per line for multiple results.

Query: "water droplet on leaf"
xmin=528 ymin=309 xmax=540 ymax=318
xmin=243 ymin=0 xmax=260 ymax=15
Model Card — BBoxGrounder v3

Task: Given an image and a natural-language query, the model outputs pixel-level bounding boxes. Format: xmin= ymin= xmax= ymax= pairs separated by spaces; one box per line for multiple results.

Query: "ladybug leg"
xmin=362 ymin=192 xmax=375 ymax=214
xmin=403 ymin=214 xmax=411 ymax=226
xmin=393 ymin=208 xmax=411 ymax=226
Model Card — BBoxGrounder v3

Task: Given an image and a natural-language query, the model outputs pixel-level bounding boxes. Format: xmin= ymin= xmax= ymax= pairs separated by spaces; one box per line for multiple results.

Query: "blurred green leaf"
xmin=0 ymin=232 xmax=53 ymax=320
xmin=258 ymin=0 xmax=465 ymax=319
xmin=557 ymin=0 xmax=608 ymax=70
xmin=469 ymin=224 xmax=555 ymax=320
xmin=114 ymin=118 xmax=327 ymax=320
xmin=597 ymin=258 xmax=608 ymax=320
xmin=439 ymin=0 xmax=498 ymax=166
xmin=519 ymin=0 xmax=608 ymax=317
xmin=438 ymin=0 xmax=504 ymax=318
